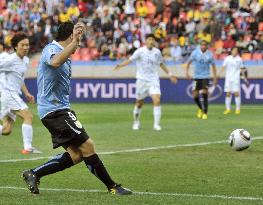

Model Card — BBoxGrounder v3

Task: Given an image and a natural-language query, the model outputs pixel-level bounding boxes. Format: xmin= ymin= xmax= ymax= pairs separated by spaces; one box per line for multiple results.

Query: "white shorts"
xmin=136 ymin=79 xmax=161 ymax=100
xmin=0 ymin=90 xmax=28 ymax=121
xmin=224 ymin=80 xmax=240 ymax=93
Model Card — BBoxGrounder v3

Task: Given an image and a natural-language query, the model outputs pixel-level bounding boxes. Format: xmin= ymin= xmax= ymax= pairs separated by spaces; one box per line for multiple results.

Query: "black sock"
xmin=194 ymin=96 xmax=202 ymax=110
xmin=203 ymin=93 xmax=208 ymax=114
xmin=83 ymin=154 xmax=116 ymax=189
xmin=32 ymin=152 xmax=74 ymax=178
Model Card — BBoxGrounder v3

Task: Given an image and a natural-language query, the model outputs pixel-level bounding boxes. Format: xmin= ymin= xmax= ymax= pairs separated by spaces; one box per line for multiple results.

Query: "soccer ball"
xmin=229 ymin=129 xmax=252 ymax=151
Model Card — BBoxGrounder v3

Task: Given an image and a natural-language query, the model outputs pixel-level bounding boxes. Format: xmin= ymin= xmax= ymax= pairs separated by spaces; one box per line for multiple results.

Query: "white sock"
xmin=0 ymin=124 xmax=2 ymax=135
xmin=225 ymin=95 xmax=232 ymax=110
xmin=235 ymin=96 xmax=241 ymax=110
xmin=133 ymin=106 xmax=141 ymax=122
xmin=22 ymin=123 xmax=33 ymax=150
xmin=153 ymin=106 xmax=161 ymax=126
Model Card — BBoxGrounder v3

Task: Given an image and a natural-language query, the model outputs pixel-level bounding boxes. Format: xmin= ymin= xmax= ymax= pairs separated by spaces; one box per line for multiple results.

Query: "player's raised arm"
xmin=115 ymin=48 xmax=142 ymax=70
xmin=50 ymin=22 xmax=85 ymax=68
xmin=160 ymin=63 xmax=177 ymax=84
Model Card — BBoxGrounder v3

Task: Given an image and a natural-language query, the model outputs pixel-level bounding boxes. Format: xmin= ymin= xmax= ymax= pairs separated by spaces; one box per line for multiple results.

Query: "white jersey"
xmin=0 ymin=52 xmax=10 ymax=92
xmin=129 ymin=46 xmax=163 ymax=82
xmin=223 ymin=55 xmax=244 ymax=82
xmin=0 ymin=52 xmax=29 ymax=94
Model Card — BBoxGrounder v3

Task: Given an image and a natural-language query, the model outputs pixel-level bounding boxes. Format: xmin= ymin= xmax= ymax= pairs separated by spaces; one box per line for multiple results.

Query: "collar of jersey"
xmin=52 ymin=40 xmax=64 ymax=50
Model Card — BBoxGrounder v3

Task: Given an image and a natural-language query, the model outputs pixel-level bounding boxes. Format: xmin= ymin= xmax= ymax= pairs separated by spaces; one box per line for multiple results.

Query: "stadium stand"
xmin=0 ymin=0 xmax=262 ymax=61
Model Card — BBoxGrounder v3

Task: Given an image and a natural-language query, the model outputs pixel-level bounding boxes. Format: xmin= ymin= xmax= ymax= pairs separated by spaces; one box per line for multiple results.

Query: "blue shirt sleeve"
xmin=42 ymin=44 xmax=61 ymax=66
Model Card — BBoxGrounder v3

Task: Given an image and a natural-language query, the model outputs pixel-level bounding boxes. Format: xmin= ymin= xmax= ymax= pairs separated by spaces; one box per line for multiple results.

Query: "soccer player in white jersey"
xmin=115 ymin=34 xmax=177 ymax=131
xmin=0 ymin=33 xmax=41 ymax=154
xmin=221 ymin=47 xmax=245 ymax=115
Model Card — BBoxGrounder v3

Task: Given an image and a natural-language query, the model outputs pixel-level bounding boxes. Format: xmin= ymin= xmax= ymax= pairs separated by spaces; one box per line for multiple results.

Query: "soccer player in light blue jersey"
xmin=186 ymin=41 xmax=217 ymax=120
xmin=22 ymin=22 xmax=132 ymax=195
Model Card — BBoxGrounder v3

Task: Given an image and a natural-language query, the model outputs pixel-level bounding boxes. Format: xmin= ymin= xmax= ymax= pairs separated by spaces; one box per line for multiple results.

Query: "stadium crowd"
xmin=0 ymin=0 xmax=263 ymax=61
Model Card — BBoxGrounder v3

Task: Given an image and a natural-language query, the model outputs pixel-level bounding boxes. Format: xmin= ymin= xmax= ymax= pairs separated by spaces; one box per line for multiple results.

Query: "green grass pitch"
xmin=0 ymin=103 xmax=263 ymax=205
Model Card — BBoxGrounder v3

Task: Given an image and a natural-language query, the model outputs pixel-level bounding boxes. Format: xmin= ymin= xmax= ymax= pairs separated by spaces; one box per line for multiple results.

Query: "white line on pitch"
xmin=0 ymin=186 xmax=262 ymax=202
xmin=1 ymin=136 xmax=263 ymax=163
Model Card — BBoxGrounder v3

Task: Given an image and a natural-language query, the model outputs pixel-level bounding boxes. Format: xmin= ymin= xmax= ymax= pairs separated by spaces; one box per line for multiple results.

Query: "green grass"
xmin=0 ymin=103 xmax=263 ymax=205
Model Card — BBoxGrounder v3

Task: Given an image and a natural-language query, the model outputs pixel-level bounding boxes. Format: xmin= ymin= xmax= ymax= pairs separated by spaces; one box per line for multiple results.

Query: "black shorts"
xmin=41 ymin=109 xmax=89 ymax=149
xmin=192 ymin=79 xmax=209 ymax=91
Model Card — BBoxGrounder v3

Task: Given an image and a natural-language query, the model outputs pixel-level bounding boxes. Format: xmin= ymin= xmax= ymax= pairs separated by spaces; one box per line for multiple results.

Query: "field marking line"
xmin=0 ymin=186 xmax=262 ymax=202
xmin=1 ymin=136 xmax=263 ymax=163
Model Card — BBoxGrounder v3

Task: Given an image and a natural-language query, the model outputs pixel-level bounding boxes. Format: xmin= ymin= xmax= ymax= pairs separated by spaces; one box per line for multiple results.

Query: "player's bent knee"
xmin=70 ymin=151 xmax=83 ymax=164
xmin=79 ymin=139 xmax=96 ymax=157
xmin=136 ymin=100 xmax=144 ymax=108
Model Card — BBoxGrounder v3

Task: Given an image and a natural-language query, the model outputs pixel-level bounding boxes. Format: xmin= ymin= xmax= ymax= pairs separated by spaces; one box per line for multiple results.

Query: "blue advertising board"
xmin=25 ymin=78 xmax=263 ymax=104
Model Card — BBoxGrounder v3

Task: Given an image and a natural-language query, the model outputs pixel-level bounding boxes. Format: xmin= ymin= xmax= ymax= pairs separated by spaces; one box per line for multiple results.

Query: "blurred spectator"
xmin=214 ymin=37 xmax=224 ymax=55
xmin=124 ymin=0 xmax=136 ymax=16
xmin=223 ymin=35 xmax=236 ymax=52
xmin=67 ymin=2 xmax=80 ymax=22
xmin=257 ymin=35 xmax=263 ymax=52
xmin=198 ymin=29 xmax=212 ymax=43
xmin=236 ymin=35 xmax=249 ymax=52
xmin=0 ymin=0 xmax=262 ymax=60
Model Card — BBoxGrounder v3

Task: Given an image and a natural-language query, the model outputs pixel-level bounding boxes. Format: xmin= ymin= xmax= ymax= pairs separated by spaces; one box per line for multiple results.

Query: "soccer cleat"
xmin=223 ymin=110 xmax=231 ymax=115
xmin=21 ymin=147 xmax=42 ymax=154
xmin=202 ymin=114 xmax=208 ymax=120
xmin=153 ymin=124 xmax=162 ymax=131
xmin=235 ymin=109 xmax=240 ymax=115
xmin=22 ymin=169 xmax=40 ymax=194
xmin=132 ymin=121 xmax=140 ymax=130
xmin=108 ymin=184 xmax=132 ymax=195
xmin=197 ymin=109 xmax=203 ymax=118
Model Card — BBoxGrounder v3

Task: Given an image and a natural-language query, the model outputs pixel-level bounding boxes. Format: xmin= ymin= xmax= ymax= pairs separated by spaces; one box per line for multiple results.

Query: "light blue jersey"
xmin=37 ymin=40 xmax=71 ymax=119
xmin=189 ymin=47 xmax=215 ymax=79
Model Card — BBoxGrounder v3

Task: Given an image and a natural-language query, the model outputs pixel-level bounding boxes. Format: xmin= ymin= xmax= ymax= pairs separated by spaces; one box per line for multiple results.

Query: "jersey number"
xmin=68 ymin=112 xmax=77 ymax=121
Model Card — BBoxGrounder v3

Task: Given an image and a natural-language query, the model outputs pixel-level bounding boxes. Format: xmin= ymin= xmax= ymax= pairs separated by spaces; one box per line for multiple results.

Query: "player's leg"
xmin=224 ymin=92 xmax=232 ymax=114
xmin=133 ymin=99 xmax=144 ymax=130
xmin=200 ymin=79 xmax=209 ymax=120
xmin=233 ymin=80 xmax=241 ymax=114
xmin=0 ymin=115 xmax=14 ymax=136
xmin=0 ymin=92 xmax=15 ymax=135
xmin=79 ymin=139 xmax=132 ymax=195
xmin=22 ymin=146 xmax=82 ymax=194
xmin=201 ymin=88 xmax=208 ymax=119
xmin=223 ymin=79 xmax=232 ymax=114
xmin=149 ymin=81 xmax=162 ymax=130
xmin=133 ymin=80 xmax=147 ymax=130
xmin=234 ymin=91 xmax=241 ymax=114
xmin=151 ymin=94 xmax=162 ymax=131
xmin=15 ymin=109 xmax=41 ymax=154
xmin=192 ymin=80 xmax=203 ymax=118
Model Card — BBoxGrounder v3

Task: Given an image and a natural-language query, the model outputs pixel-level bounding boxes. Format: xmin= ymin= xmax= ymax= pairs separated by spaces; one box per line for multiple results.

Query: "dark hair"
xmin=11 ymin=32 xmax=28 ymax=49
xmin=231 ymin=46 xmax=240 ymax=54
xmin=146 ymin=34 xmax=156 ymax=40
xmin=56 ymin=22 xmax=74 ymax=41
xmin=200 ymin=40 xmax=208 ymax=45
